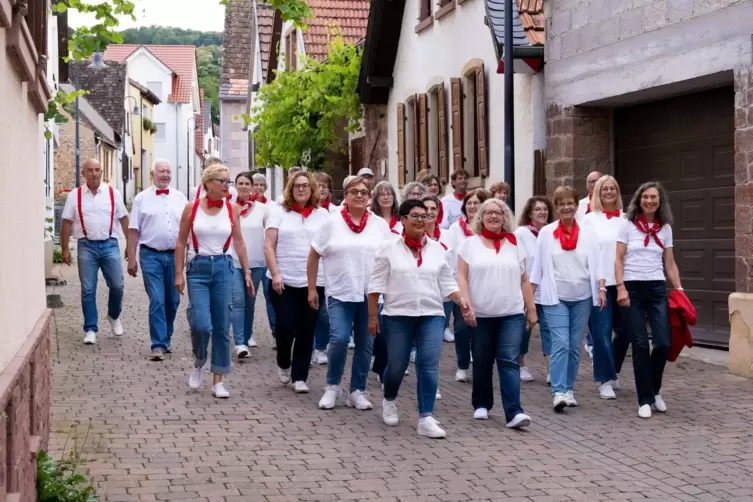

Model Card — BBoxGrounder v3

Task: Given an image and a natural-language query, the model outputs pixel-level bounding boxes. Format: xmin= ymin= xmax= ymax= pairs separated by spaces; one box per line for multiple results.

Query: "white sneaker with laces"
xmin=293 ymin=381 xmax=309 ymax=393
xmin=652 ymin=394 xmax=667 ymax=413
xmin=435 ymin=388 xmax=442 ymax=400
xmin=638 ymin=404 xmax=652 ymax=419
xmin=443 ymin=328 xmax=455 ymax=342
xmin=348 ymin=336 xmax=355 ymax=349
xmin=519 ymin=367 xmax=534 ymax=382
xmin=188 ymin=367 xmax=204 ymax=390
xmin=83 ymin=331 xmax=97 ymax=345
xmin=417 ymin=416 xmax=446 ymax=438
xmin=108 ymin=316 xmax=124 ymax=336
xmin=506 ymin=413 xmax=531 ymax=429
xmin=248 ymin=337 xmax=258 ymax=347
xmin=311 ymin=350 xmax=328 ymax=365
xmin=212 ymin=382 xmax=229 ymax=398
xmin=599 ymin=382 xmax=617 ymax=400
xmin=553 ymin=392 xmax=568 ymax=412
xmin=346 ymin=390 xmax=373 ymax=410
xmin=473 ymin=408 xmax=488 ymax=420
xmin=565 ymin=390 xmax=578 ymax=407
xmin=277 ymin=367 xmax=291 ymax=385
xmin=455 ymin=369 xmax=469 ymax=382
xmin=318 ymin=385 xmax=341 ymax=409
xmin=382 ymin=399 xmax=398 ymax=426
xmin=235 ymin=345 xmax=249 ymax=359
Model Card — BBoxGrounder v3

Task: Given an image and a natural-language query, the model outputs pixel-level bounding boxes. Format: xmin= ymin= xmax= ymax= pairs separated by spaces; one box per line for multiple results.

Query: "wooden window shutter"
xmin=397 ymin=103 xmax=406 ymax=188
xmin=437 ymin=83 xmax=449 ymax=183
xmin=418 ymin=93 xmax=428 ymax=173
xmin=533 ymin=149 xmax=546 ymax=196
xmin=450 ymin=78 xmax=463 ymax=173
xmin=476 ymin=64 xmax=488 ymax=178
xmin=411 ymin=96 xmax=420 ymax=179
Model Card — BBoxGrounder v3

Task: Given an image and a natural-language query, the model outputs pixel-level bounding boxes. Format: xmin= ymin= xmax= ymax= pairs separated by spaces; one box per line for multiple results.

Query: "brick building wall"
xmin=735 ymin=66 xmax=753 ymax=294
xmin=54 ymin=119 xmax=96 ymax=205
xmin=220 ymin=101 xmax=250 ymax=179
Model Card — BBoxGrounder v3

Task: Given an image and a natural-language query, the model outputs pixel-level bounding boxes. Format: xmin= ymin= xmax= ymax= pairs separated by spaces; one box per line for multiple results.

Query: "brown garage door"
xmin=615 ymin=87 xmax=735 ymax=347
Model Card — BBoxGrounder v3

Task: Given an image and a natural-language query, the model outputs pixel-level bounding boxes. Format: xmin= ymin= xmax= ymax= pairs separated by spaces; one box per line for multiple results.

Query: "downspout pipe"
xmin=504 ymin=0 xmax=515 ymax=210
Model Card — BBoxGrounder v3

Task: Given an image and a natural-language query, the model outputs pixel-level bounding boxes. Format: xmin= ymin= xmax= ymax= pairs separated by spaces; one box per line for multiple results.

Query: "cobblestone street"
xmin=48 ymin=262 xmax=753 ymax=502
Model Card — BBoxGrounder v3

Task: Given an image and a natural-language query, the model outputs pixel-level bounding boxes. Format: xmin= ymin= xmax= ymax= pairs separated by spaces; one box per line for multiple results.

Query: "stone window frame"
xmin=426 ymin=76 xmax=449 ymax=184
xmin=415 ymin=0 xmax=434 ymax=33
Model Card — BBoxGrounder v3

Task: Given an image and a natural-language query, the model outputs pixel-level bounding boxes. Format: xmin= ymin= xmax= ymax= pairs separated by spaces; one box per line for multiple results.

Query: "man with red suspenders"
xmin=61 ymin=159 xmax=130 ymax=345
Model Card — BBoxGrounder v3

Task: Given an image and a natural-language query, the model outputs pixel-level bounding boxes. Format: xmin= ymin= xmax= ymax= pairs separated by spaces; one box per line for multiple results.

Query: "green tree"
xmin=119 ymin=26 xmax=223 ymax=46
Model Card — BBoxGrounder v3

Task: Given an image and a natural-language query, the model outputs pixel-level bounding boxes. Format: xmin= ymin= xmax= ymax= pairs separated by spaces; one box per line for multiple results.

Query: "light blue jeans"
xmin=139 ymin=246 xmax=180 ymax=350
xmin=187 ymin=255 xmax=233 ymax=374
xmin=543 ymin=299 xmax=592 ymax=394
xmin=77 ymin=238 xmax=124 ymax=333
xmin=230 ymin=266 xmax=266 ymax=346
xmin=326 ymin=297 xmax=373 ymax=392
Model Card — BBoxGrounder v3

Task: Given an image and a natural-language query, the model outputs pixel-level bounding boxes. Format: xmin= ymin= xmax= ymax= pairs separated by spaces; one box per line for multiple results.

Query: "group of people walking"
xmin=60 ymin=156 xmax=684 ymax=437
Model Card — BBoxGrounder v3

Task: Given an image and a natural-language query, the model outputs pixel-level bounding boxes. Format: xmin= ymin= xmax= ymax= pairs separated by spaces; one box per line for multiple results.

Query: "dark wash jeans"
xmin=623 ymin=280 xmax=671 ymax=406
xmin=270 ymin=285 xmax=320 ymax=383
xmin=590 ymin=285 xmax=629 ymax=383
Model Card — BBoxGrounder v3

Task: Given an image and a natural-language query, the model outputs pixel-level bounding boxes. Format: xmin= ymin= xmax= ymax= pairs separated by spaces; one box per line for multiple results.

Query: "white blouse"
xmin=582 ymin=211 xmax=625 ymax=286
xmin=369 ymin=237 xmax=459 ymax=317
xmin=459 ymin=235 xmax=526 ymax=317
xmin=446 ymin=219 xmax=473 ymax=278
xmin=617 ymin=218 xmax=673 ymax=282
xmin=265 ymin=206 xmax=329 ymax=288
xmin=311 ymin=211 xmax=392 ymax=302
xmin=230 ymin=202 xmax=269 ymax=269
xmin=529 ymin=221 xmax=603 ymax=306
xmin=514 ymin=225 xmax=541 ymax=304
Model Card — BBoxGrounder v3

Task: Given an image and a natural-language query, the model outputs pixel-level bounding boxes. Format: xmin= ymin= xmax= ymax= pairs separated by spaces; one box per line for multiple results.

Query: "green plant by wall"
xmin=142 ymin=118 xmax=157 ymax=134
xmin=37 ymin=450 xmax=97 ymax=502
xmin=53 ymin=246 xmax=63 ymax=264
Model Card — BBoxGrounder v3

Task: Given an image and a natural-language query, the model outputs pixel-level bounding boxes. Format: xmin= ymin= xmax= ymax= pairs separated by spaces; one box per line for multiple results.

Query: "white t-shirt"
xmin=574 ymin=195 xmax=591 ymax=222
xmin=514 ymin=225 xmax=541 ymax=304
xmin=582 ymin=211 xmax=625 ymax=286
xmin=265 ymin=206 xmax=329 ymax=288
xmin=441 ymin=194 xmax=464 ymax=228
xmin=229 ymin=202 xmax=269 ymax=269
xmin=617 ymin=218 xmax=673 ymax=282
xmin=459 ymin=235 xmax=526 ymax=317
xmin=311 ymin=211 xmax=392 ymax=302
xmin=189 ymin=203 xmax=233 ymax=257
xmin=446 ymin=219 xmax=473 ymax=278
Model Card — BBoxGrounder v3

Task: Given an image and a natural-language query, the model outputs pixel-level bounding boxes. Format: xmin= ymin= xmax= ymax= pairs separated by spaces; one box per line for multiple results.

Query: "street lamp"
xmin=74 ymin=51 xmax=107 ymax=187
xmin=186 ymin=115 xmax=198 ymax=197
xmin=121 ymin=96 xmax=140 ymax=204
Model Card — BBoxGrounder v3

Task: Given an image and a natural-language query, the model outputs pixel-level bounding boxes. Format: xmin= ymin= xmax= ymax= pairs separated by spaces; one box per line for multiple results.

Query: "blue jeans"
xmin=453 ymin=304 xmax=473 ymax=370
xmin=443 ymin=301 xmax=452 ymax=330
xmin=472 ymin=314 xmax=526 ymax=422
xmin=383 ymin=316 xmax=444 ymax=417
xmin=186 ymin=255 xmax=233 ymax=375
xmin=139 ymin=246 xmax=180 ymax=350
xmin=326 ymin=297 xmax=373 ymax=392
xmin=590 ymin=285 xmax=628 ymax=383
xmin=372 ymin=304 xmax=387 ymax=378
xmin=230 ymin=266 xmax=266 ymax=346
xmin=262 ymin=273 xmax=276 ymax=334
xmin=543 ymin=299 xmax=592 ymax=394
xmin=313 ymin=288 xmax=329 ymax=351
xmin=77 ymin=238 xmax=124 ymax=333
xmin=522 ymin=304 xmax=552 ymax=356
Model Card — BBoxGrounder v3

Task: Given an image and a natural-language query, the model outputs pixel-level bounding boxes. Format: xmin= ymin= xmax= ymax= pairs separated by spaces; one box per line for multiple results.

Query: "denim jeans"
xmin=186 ymin=255 xmax=234 ymax=374
xmin=383 ymin=315 xmax=444 ymax=417
xmin=543 ymin=299 xmax=592 ymax=394
xmin=624 ymin=281 xmax=671 ymax=406
xmin=270 ymin=285 xmax=319 ymax=382
xmin=443 ymin=301 xmax=452 ymax=330
xmin=139 ymin=246 xmax=180 ymax=350
xmin=372 ymin=304 xmax=387 ymax=379
xmin=472 ymin=314 xmax=526 ymax=422
xmin=313 ymin=288 xmax=329 ymax=351
xmin=230 ymin=267 xmax=266 ymax=346
xmin=261 ymin=273 xmax=276 ymax=334
xmin=522 ymin=304 xmax=551 ymax=356
xmin=77 ymin=238 xmax=124 ymax=333
xmin=327 ymin=297 xmax=373 ymax=392
xmin=453 ymin=304 xmax=473 ymax=370
xmin=590 ymin=286 xmax=629 ymax=383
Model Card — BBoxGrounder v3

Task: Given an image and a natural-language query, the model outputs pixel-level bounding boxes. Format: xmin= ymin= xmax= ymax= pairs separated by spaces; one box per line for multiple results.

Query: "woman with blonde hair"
xmin=175 ymin=164 xmax=253 ymax=398
xmin=264 ymin=171 xmax=329 ymax=393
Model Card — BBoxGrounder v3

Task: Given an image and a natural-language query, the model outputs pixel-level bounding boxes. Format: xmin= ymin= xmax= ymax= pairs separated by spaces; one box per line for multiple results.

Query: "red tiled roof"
xmin=196 ymin=89 xmax=205 ymax=160
xmin=517 ymin=0 xmax=544 ymax=46
xmin=303 ymin=0 xmax=370 ymax=63
xmin=257 ymin=4 xmax=276 ymax=80
xmin=104 ymin=44 xmax=197 ymax=103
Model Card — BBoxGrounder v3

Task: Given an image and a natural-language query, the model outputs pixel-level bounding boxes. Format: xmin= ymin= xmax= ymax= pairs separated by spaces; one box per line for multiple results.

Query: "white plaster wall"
xmin=386 ymin=0 xmax=537 ymax=215
xmin=45 ymin=13 xmax=59 ymax=229
xmin=0 ymin=28 xmax=48 ymax=372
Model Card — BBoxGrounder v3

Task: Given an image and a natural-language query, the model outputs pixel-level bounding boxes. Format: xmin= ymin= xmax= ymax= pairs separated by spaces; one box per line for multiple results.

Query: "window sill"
xmin=7 ymin=14 xmax=38 ymax=83
xmin=435 ymin=0 xmax=456 ymax=21
xmin=415 ymin=15 xmax=433 ymax=34
xmin=467 ymin=176 xmax=486 ymax=190
xmin=28 ymin=67 xmax=52 ymax=114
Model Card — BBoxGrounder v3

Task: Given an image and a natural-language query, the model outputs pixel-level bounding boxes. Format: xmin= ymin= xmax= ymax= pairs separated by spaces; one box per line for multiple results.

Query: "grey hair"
xmin=252 ymin=173 xmax=267 ymax=187
xmin=625 ymin=181 xmax=674 ymax=225
xmin=401 ymin=181 xmax=426 ymax=200
xmin=370 ymin=181 xmax=399 ymax=217
xmin=152 ymin=158 xmax=170 ymax=172
xmin=471 ymin=198 xmax=515 ymax=234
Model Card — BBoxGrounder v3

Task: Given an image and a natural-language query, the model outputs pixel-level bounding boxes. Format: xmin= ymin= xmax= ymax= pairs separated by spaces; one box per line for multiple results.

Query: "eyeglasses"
xmin=483 ymin=210 xmax=503 ymax=217
xmin=532 ymin=207 xmax=548 ymax=213
xmin=408 ymin=191 xmax=422 ymax=198
xmin=378 ymin=191 xmax=393 ymax=199
xmin=407 ymin=213 xmax=427 ymax=221
xmin=214 ymin=178 xmax=231 ymax=185
xmin=293 ymin=183 xmax=311 ymax=190
xmin=347 ymin=189 xmax=370 ymax=197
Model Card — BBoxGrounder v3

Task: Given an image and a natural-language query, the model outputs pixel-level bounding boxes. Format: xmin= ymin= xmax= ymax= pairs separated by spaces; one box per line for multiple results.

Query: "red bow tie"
xmin=156 ymin=189 xmax=169 ymax=195
xmin=207 ymin=198 xmax=224 ymax=209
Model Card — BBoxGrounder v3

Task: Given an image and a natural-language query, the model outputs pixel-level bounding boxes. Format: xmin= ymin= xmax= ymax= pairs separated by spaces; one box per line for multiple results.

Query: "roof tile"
xmin=303 ymin=0 xmax=370 ymax=62
xmin=220 ymin=0 xmax=253 ymax=97
xmin=517 ymin=0 xmax=544 ymax=46
xmin=257 ymin=4 xmax=276 ymax=81
xmin=70 ymin=61 xmax=128 ymax=134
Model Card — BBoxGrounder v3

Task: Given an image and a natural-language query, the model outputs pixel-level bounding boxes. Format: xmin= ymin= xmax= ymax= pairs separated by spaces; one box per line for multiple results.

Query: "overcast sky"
xmin=69 ymin=0 xmax=226 ymax=32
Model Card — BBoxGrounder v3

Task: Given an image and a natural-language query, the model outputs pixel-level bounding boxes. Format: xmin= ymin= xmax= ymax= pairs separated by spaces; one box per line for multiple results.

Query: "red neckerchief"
xmin=402 ymin=231 xmax=424 ymax=267
xmin=453 ymin=191 xmax=464 ymax=201
xmin=426 ymin=226 xmax=447 ymax=250
xmin=250 ymin=192 xmax=268 ymax=204
xmin=291 ymin=203 xmax=314 ymax=219
xmin=604 ymin=209 xmax=620 ymax=219
xmin=553 ymin=219 xmax=579 ymax=251
xmin=634 ymin=214 xmax=664 ymax=248
xmin=389 ymin=214 xmax=399 ymax=234
xmin=459 ymin=216 xmax=473 ymax=237
xmin=341 ymin=205 xmax=369 ymax=233
xmin=481 ymin=227 xmax=517 ymax=253
xmin=237 ymin=197 xmax=254 ymax=217
xmin=207 ymin=197 xmax=224 ymax=209
xmin=527 ymin=223 xmax=539 ymax=237
xmin=586 ymin=193 xmax=593 ymax=214
xmin=321 ymin=197 xmax=331 ymax=211
xmin=437 ymin=201 xmax=444 ymax=225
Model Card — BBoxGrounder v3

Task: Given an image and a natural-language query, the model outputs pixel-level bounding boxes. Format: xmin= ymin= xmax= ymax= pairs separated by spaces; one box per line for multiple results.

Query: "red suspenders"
xmin=189 ymin=196 xmax=234 ymax=254
xmin=77 ymin=185 xmax=115 ymax=238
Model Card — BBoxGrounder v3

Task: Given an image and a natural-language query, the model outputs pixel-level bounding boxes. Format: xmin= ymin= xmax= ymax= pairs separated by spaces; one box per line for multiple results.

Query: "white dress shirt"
xmin=369 ymin=237 xmax=459 ymax=317
xmin=191 ymin=184 xmax=237 ymax=203
xmin=311 ymin=211 xmax=392 ymax=302
xmin=62 ymin=184 xmax=129 ymax=240
xmin=129 ymin=186 xmax=187 ymax=251
xmin=266 ymin=206 xmax=329 ymax=288
xmin=617 ymin=218 xmax=673 ymax=282
xmin=582 ymin=211 xmax=625 ymax=286
xmin=441 ymin=194 xmax=464 ymax=229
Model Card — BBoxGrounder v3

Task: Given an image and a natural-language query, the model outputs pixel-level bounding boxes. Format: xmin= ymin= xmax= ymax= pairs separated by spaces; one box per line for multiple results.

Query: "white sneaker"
xmin=348 ymin=336 xmax=355 ymax=349
xmin=473 ymin=408 xmax=489 ymax=420
xmin=417 ymin=416 xmax=446 ymax=438
xmin=470 ymin=353 xmax=473 ymax=364
xmin=382 ymin=399 xmax=399 ymax=426
xmin=455 ymin=369 xmax=469 ymax=382
xmin=638 ymin=404 xmax=652 ymax=419
xmin=435 ymin=388 xmax=442 ymax=400
xmin=248 ymin=337 xmax=258 ymax=347
xmin=612 ymin=378 xmax=621 ymax=390
xmin=506 ymin=413 xmax=531 ymax=429
xmin=546 ymin=373 xmax=550 ymax=385
xmin=212 ymin=382 xmax=229 ymax=398
xmin=443 ymin=328 xmax=455 ymax=342
xmin=553 ymin=392 xmax=568 ymax=412
xmin=311 ymin=350 xmax=328 ymax=365
xmin=585 ymin=341 xmax=593 ymax=359
xmin=235 ymin=345 xmax=249 ymax=359
xmin=404 ymin=367 xmax=410 ymax=376
xmin=108 ymin=316 xmax=124 ymax=336
xmin=188 ymin=367 xmax=204 ymax=390
xmin=652 ymin=394 xmax=667 ymax=413
xmin=293 ymin=381 xmax=309 ymax=394
xmin=410 ymin=350 xmax=416 ymax=363
xmin=277 ymin=367 xmax=291 ymax=385
xmin=346 ymin=390 xmax=373 ymax=410
xmin=519 ymin=367 xmax=534 ymax=382
xmin=599 ymin=382 xmax=617 ymax=400
xmin=83 ymin=331 xmax=97 ymax=345
xmin=565 ymin=390 xmax=578 ymax=407
xmin=318 ymin=385 xmax=341 ymax=409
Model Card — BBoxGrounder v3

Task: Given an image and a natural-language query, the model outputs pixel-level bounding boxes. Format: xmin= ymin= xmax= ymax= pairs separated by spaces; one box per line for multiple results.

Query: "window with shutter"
xmin=418 ymin=93 xmax=428 ymax=173
xmin=397 ymin=103 xmax=406 ymax=188
xmin=437 ymin=83 xmax=449 ymax=183
xmin=476 ymin=64 xmax=488 ymax=178
xmin=411 ymin=96 xmax=420 ymax=179
xmin=450 ymin=78 xmax=463 ymax=174
xmin=533 ymin=150 xmax=546 ymax=196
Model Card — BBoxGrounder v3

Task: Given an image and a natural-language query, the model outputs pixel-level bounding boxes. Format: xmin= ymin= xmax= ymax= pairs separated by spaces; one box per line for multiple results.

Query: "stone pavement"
xmin=48 ymin=262 xmax=753 ymax=502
